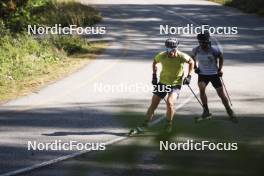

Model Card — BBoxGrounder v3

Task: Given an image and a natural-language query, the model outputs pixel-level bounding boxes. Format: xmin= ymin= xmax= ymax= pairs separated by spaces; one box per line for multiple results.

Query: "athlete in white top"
xmin=191 ymin=33 xmax=237 ymax=123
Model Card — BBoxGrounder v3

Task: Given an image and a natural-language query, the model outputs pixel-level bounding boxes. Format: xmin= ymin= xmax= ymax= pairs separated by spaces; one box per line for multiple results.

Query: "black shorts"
xmin=153 ymin=83 xmax=181 ymax=99
xmin=198 ymin=74 xmax=222 ymax=89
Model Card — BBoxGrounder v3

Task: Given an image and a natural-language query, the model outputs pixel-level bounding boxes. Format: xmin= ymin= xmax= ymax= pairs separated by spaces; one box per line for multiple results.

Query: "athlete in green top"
xmin=129 ymin=38 xmax=194 ymax=136
xmin=146 ymin=38 xmax=194 ymax=132
xmin=155 ymin=49 xmax=190 ymax=86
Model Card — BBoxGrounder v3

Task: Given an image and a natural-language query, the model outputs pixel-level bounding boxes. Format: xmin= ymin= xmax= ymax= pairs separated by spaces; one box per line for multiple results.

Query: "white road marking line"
xmin=0 ymin=136 xmax=126 ymax=176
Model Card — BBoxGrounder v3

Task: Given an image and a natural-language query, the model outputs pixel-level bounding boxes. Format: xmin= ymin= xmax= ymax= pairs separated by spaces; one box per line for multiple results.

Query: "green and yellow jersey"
xmin=154 ymin=51 xmax=191 ymax=86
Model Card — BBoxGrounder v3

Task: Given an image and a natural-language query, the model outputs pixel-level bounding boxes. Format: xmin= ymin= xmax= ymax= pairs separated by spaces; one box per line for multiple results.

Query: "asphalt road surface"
xmin=0 ymin=0 xmax=264 ymax=176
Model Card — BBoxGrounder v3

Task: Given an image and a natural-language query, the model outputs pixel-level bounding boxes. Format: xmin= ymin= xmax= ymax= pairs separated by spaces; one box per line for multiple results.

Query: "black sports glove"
xmin=218 ymin=69 xmax=223 ymax=77
xmin=152 ymin=73 xmax=158 ymax=85
xmin=194 ymin=68 xmax=200 ymax=74
xmin=183 ymin=75 xmax=191 ymax=85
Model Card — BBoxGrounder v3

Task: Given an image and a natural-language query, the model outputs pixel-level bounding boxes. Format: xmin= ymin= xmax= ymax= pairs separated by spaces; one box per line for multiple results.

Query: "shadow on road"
xmin=0 ymin=96 xmax=263 ymax=175
xmin=18 ymin=112 xmax=264 ymax=176
xmin=90 ymin=4 xmax=264 ymax=64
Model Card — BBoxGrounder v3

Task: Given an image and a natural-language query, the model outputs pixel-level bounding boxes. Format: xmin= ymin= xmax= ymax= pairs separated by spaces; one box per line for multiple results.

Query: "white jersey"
xmin=192 ymin=46 xmax=221 ymax=75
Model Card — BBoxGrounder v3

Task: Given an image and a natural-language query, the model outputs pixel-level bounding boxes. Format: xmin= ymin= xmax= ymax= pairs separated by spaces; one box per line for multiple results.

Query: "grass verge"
xmin=0 ymin=40 xmax=107 ymax=103
xmin=0 ymin=0 xmax=107 ymax=102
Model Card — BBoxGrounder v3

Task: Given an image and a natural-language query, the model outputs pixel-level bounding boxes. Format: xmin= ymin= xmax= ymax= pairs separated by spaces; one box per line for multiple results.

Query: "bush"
xmin=224 ymin=0 xmax=264 ymax=15
xmin=0 ymin=0 xmax=102 ymax=32
xmin=0 ymin=19 xmax=9 ymax=36
xmin=0 ymin=0 xmax=53 ymax=32
xmin=51 ymin=35 xmax=91 ymax=55
xmin=40 ymin=1 xmax=102 ymax=27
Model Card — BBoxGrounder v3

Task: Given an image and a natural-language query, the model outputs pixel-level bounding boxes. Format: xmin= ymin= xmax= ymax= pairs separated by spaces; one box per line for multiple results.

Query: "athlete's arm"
xmin=218 ymin=54 xmax=224 ymax=71
xmin=191 ymin=55 xmax=198 ymax=69
xmin=180 ymin=52 xmax=194 ymax=75
xmin=152 ymin=60 xmax=158 ymax=74
xmin=151 ymin=60 xmax=158 ymax=85
xmin=182 ymin=57 xmax=194 ymax=85
xmin=187 ymin=58 xmax=194 ymax=76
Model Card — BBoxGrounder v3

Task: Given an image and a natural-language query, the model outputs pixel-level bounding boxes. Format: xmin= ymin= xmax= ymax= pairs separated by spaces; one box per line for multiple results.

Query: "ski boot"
xmin=195 ymin=110 xmax=212 ymax=123
xmin=226 ymin=107 xmax=238 ymax=123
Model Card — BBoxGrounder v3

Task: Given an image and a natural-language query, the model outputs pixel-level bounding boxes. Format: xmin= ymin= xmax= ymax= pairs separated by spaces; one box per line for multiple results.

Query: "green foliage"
xmin=51 ymin=35 xmax=90 ymax=55
xmin=209 ymin=0 xmax=264 ymax=16
xmin=1 ymin=0 xmax=53 ymax=32
xmin=0 ymin=0 xmax=104 ymax=100
xmin=225 ymin=0 xmax=264 ymax=15
xmin=40 ymin=1 xmax=102 ymax=27
xmin=0 ymin=33 xmax=95 ymax=84
xmin=0 ymin=33 xmax=61 ymax=83
xmin=0 ymin=19 xmax=9 ymax=35
xmin=0 ymin=0 xmax=102 ymax=32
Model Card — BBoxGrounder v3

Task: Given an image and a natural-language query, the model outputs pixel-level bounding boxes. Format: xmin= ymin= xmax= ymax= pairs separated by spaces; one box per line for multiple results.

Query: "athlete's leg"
xmin=213 ymin=76 xmax=236 ymax=121
xmin=166 ymin=92 xmax=177 ymax=122
xmin=216 ymin=87 xmax=236 ymax=120
xmin=163 ymin=91 xmax=177 ymax=132
xmin=210 ymin=75 xmax=230 ymax=109
xmin=146 ymin=94 xmax=162 ymax=122
xmin=216 ymin=87 xmax=230 ymax=109
xmin=198 ymin=81 xmax=209 ymax=112
xmin=129 ymin=94 xmax=162 ymax=136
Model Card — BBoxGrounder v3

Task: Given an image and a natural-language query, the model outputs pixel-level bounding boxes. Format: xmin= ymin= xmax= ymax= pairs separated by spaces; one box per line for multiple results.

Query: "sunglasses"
xmin=199 ymin=41 xmax=210 ymax=44
xmin=166 ymin=48 xmax=176 ymax=53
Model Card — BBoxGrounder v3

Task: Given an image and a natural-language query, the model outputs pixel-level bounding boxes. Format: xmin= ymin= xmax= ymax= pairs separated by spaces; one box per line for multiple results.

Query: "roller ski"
xmin=194 ymin=110 xmax=212 ymax=123
xmin=128 ymin=120 xmax=149 ymax=136
xmin=128 ymin=127 xmax=146 ymax=136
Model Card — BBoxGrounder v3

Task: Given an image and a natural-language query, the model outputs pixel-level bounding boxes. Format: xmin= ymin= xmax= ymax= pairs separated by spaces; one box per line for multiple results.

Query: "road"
xmin=0 ymin=0 xmax=264 ymax=175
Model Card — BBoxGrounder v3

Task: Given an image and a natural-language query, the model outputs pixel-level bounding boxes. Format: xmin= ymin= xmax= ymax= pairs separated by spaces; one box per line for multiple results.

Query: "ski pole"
xmin=163 ymin=98 xmax=167 ymax=104
xmin=220 ymin=77 xmax=233 ymax=106
xmin=186 ymin=84 xmax=205 ymax=110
